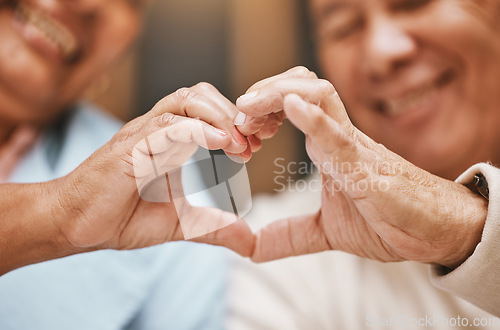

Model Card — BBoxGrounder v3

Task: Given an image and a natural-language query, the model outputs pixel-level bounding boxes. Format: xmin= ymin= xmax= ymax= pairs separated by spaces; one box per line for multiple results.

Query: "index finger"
xmin=243 ymin=66 xmax=318 ymax=95
xmin=236 ymin=78 xmax=349 ymax=128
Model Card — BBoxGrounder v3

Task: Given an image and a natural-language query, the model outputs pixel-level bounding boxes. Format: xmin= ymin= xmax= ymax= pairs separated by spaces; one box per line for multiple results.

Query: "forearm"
xmin=0 ymin=181 xmax=87 ymax=275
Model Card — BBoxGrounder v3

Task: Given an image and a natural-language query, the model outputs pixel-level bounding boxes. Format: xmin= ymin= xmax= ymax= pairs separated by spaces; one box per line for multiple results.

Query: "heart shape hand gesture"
xmin=53 ymin=67 xmax=486 ymax=271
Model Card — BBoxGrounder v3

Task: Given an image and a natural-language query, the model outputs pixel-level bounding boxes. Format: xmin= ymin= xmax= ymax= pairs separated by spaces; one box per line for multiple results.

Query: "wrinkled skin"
xmin=236 ymin=67 xmax=487 ymax=269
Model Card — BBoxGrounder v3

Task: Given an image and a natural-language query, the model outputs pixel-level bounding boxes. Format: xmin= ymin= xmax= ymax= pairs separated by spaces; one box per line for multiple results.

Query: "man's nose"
xmin=362 ymin=18 xmax=417 ymax=81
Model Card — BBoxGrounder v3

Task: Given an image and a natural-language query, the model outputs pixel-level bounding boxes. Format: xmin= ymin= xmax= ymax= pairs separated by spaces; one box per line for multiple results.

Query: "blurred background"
xmin=86 ymin=0 xmax=314 ymax=195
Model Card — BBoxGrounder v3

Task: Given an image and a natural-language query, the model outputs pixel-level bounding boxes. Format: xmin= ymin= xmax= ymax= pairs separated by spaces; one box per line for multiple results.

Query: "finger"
xmin=190 ymin=82 xmax=254 ymax=153
xmin=148 ymin=85 xmax=232 ymax=131
xmin=247 ymin=134 xmax=262 ymax=152
xmin=238 ymin=78 xmax=351 ymax=130
xmin=236 ymin=110 xmax=286 ymax=139
xmin=182 ymin=84 xmax=252 ymax=152
xmin=234 ymin=113 xmax=268 ymax=136
xmin=147 ymin=86 xmax=248 ymax=152
xmin=251 ymin=211 xmax=332 ymax=262
xmin=191 ymin=217 xmax=255 ymax=257
xmin=148 ymin=114 xmax=233 ymax=152
xmin=242 ymin=66 xmax=318 ymax=95
xmin=253 ymin=112 xmax=286 ymax=140
xmin=131 ymin=115 xmax=233 ymax=183
xmin=227 ymin=129 xmax=249 ymax=154
xmin=283 ymin=94 xmax=358 ymax=165
xmin=235 ymin=67 xmax=319 ymax=135
xmin=171 ymin=198 xmax=254 ymax=257
xmin=225 ymin=143 xmax=252 ymax=163
xmin=190 ymin=82 xmax=240 ymax=122
xmin=151 ymin=113 xmax=247 ymax=154
xmin=236 ymin=78 xmax=336 ymax=119
xmin=235 ymin=66 xmax=317 ymax=120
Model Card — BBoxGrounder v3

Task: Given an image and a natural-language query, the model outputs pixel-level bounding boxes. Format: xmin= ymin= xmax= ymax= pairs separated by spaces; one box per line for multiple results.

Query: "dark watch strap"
xmin=473 ymin=173 xmax=489 ymax=200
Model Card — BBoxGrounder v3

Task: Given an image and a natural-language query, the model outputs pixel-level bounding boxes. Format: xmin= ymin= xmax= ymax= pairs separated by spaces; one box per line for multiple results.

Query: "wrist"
xmin=0 ymin=181 xmax=91 ymax=275
xmin=437 ymin=186 xmax=488 ymax=269
xmin=44 ymin=178 xmax=95 ymax=256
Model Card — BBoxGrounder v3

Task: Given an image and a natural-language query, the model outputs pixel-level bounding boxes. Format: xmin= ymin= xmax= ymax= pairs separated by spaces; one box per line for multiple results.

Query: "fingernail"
xmin=237 ymin=90 xmax=258 ymax=104
xmin=234 ymin=112 xmax=246 ymax=126
xmin=216 ymin=128 xmax=228 ymax=136
xmin=241 ymin=144 xmax=252 ymax=158
xmin=232 ymin=129 xmax=248 ymax=145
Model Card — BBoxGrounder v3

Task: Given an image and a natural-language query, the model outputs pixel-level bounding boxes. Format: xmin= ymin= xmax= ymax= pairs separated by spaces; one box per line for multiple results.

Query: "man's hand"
xmin=235 ymin=66 xmax=352 ymax=144
xmin=240 ymin=67 xmax=487 ymax=269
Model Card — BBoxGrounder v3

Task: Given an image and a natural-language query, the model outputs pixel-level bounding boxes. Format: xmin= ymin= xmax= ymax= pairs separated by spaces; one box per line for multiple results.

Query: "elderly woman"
xmin=0 ymin=0 xmax=261 ymax=328
xmin=227 ymin=0 xmax=500 ymax=325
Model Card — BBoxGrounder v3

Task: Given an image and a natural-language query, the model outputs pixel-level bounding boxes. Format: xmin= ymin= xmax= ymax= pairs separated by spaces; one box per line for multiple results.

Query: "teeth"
xmin=383 ymin=85 xmax=436 ymax=116
xmin=15 ymin=3 xmax=79 ymax=60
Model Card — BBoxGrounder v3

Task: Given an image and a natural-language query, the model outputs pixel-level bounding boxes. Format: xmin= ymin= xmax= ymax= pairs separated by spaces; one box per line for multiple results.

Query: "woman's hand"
xmin=241 ymin=67 xmax=487 ymax=269
xmin=53 ymin=83 xmax=255 ymax=256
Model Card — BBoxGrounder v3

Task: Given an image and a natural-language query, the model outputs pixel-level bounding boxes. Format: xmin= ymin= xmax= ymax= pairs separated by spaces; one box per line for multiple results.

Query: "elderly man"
xmin=227 ymin=0 xmax=500 ymax=327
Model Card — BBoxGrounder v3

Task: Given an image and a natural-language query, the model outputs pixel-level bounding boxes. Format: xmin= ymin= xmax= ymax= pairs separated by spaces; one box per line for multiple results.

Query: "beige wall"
xmin=227 ymin=0 xmax=301 ymax=97
xmin=227 ymin=0 xmax=306 ymax=194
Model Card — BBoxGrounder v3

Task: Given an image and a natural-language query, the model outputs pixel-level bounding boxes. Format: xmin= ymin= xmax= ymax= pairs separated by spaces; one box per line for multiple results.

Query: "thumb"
xmin=184 ymin=207 xmax=255 ymax=257
xmin=283 ymin=94 xmax=361 ymax=174
xmin=250 ymin=211 xmax=332 ymax=262
xmin=283 ymin=94 xmax=354 ymax=157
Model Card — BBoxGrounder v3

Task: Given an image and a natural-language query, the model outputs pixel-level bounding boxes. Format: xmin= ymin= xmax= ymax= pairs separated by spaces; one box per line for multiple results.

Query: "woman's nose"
xmin=362 ymin=18 xmax=417 ymax=81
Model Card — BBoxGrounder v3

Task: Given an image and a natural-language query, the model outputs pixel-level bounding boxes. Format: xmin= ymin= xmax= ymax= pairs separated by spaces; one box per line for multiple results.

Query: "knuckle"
xmin=290 ymin=66 xmax=312 ymax=77
xmin=194 ymin=81 xmax=216 ymax=92
xmin=266 ymin=83 xmax=287 ymax=100
xmin=309 ymin=70 xmax=319 ymax=79
xmin=174 ymin=87 xmax=201 ymax=115
xmin=317 ymin=79 xmax=336 ymax=94
xmin=155 ymin=113 xmax=176 ymax=128
xmin=112 ymin=116 xmax=144 ymax=145
xmin=175 ymin=87 xmax=197 ymax=103
xmin=251 ymin=114 xmax=269 ymax=126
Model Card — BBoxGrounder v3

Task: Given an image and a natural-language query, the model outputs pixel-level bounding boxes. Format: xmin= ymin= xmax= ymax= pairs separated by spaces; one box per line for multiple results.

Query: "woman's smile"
xmin=0 ymin=0 xmax=141 ymax=125
xmin=11 ymin=2 xmax=83 ymax=63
